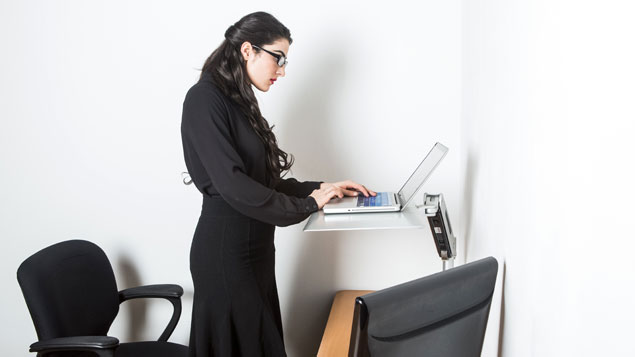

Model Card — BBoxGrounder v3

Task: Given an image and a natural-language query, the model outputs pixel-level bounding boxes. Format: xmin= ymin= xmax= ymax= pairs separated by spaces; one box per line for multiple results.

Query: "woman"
xmin=181 ymin=12 xmax=375 ymax=356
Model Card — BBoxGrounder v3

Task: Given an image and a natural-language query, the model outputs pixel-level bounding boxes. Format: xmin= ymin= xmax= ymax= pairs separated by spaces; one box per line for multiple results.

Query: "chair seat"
xmin=117 ymin=341 xmax=188 ymax=356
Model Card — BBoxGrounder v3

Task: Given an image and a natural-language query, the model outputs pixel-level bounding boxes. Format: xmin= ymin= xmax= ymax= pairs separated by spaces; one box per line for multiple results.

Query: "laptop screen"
xmin=397 ymin=142 xmax=449 ymax=209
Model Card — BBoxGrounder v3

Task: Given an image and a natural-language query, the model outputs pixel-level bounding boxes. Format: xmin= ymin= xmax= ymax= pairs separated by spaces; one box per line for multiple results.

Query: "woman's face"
xmin=241 ymin=38 xmax=289 ymax=92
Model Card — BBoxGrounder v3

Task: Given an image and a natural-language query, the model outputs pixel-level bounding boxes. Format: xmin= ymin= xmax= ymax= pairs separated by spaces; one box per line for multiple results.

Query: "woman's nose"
xmin=277 ymin=66 xmax=286 ymax=77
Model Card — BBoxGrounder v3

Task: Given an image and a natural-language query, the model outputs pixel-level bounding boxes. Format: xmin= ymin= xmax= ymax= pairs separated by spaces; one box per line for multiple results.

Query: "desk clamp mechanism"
xmin=421 ymin=193 xmax=456 ymax=271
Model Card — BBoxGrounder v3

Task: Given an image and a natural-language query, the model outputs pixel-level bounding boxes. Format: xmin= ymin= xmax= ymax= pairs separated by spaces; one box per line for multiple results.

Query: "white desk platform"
xmin=303 ymin=207 xmax=428 ymax=232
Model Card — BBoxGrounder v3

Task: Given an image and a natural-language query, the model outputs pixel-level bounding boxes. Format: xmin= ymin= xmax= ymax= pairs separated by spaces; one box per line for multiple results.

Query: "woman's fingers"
xmin=357 ymin=184 xmax=376 ymax=197
xmin=312 ymin=182 xmax=377 ymax=209
xmin=342 ymin=188 xmax=359 ymax=196
xmin=335 ymin=180 xmax=363 ymax=195
xmin=326 ymin=186 xmax=343 ymax=199
xmin=337 ymin=181 xmax=375 ymax=197
xmin=357 ymin=185 xmax=371 ymax=197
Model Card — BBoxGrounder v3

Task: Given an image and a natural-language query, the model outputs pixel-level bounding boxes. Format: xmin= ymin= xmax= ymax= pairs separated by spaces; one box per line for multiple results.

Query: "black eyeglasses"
xmin=252 ymin=45 xmax=288 ymax=67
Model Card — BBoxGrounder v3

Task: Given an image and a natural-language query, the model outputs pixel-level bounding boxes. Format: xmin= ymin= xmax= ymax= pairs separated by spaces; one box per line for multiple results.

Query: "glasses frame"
xmin=252 ymin=45 xmax=288 ymax=67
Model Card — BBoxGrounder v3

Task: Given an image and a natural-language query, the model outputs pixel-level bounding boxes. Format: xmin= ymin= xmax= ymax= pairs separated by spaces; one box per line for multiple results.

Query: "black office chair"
xmin=17 ymin=239 xmax=189 ymax=357
xmin=349 ymin=257 xmax=498 ymax=357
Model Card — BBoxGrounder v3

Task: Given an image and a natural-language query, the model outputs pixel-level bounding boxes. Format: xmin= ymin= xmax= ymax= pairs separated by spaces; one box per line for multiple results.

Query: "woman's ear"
xmin=240 ymin=41 xmax=253 ymax=62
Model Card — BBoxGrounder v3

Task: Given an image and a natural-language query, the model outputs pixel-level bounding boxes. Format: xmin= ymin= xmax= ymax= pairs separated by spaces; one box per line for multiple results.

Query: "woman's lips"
xmin=270 ymin=79 xmax=276 ymax=84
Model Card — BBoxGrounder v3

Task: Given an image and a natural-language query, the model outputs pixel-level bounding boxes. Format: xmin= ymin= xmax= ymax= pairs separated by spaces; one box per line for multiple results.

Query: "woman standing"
xmin=181 ymin=12 xmax=374 ymax=357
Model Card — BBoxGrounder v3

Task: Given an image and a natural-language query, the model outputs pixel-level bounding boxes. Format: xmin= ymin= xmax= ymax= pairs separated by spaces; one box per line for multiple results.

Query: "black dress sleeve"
xmin=274 ymin=177 xmax=322 ymax=198
xmin=182 ymin=85 xmax=319 ymax=227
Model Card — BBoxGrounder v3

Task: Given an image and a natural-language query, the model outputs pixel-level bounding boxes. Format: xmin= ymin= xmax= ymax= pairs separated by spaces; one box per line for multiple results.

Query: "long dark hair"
xmin=201 ymin=12 xmax=293 ymax=184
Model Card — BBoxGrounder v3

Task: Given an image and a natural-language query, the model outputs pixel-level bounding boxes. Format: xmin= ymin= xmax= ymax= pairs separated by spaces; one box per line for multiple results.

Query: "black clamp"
xmin=422 ymin=193 xmax=456 ymax=270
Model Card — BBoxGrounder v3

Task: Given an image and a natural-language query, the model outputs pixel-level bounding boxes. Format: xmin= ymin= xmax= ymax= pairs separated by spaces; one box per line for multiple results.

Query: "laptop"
xmin=323 ymin=142 xmax=448 ymax=214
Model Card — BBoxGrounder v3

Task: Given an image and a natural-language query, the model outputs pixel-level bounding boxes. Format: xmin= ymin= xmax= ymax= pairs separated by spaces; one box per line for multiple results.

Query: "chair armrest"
xmin=119 ymin=284 xmax=183 ymax=301
xmin=318 ymin=290 xmax=375 ymax=357
xmin=30 ymin=336 xmax=119 ymax=357
xmin=118 ymin=284 xmax=184 ymax=342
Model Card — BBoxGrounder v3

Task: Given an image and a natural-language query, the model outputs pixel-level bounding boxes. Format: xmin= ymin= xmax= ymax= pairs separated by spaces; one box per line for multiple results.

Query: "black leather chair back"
xmin=349 ymin=257 xmax=498 ymax=357
xmin=17 ymin=240 xmax=120 ymax=340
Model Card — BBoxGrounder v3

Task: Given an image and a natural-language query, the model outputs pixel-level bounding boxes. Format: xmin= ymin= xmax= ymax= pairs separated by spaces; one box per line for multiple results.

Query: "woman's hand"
xmin=324 ymin=180 xmax=376 ymax=197
xmin=309 ymin=180 xmax=377 ymax=209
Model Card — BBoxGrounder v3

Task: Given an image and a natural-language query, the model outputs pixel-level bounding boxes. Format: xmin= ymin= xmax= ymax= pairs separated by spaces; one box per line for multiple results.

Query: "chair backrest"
xmin=17 ymin=240 xmax=120 ymax=341
xmin=349 ymin=257 xmax=498 ymax=357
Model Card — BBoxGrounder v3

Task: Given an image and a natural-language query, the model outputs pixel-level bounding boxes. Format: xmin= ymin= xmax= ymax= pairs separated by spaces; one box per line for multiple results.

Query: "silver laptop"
xmin=323 ymin=142 xmax=449 ymax=214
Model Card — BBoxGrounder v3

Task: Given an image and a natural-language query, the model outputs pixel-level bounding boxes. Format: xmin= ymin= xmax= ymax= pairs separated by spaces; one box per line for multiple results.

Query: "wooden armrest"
xmin=318 ymin=290 xmax=374 ymax=357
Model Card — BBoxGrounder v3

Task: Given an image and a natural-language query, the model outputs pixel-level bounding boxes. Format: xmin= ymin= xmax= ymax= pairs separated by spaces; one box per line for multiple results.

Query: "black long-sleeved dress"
xmin=181 ymin=72 xmax=320 ymax=357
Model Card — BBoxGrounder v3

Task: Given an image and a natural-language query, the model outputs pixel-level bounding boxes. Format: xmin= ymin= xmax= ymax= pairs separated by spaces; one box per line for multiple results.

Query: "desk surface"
xmin=317 ymin=290 xmax=375 ymax=357
xmin=304 ymin=207 xmax=428 ymax=232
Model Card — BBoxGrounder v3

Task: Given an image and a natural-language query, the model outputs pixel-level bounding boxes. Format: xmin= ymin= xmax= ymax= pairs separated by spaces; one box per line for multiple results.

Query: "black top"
xmin=181 ymin=73 xmax=320 ymax=227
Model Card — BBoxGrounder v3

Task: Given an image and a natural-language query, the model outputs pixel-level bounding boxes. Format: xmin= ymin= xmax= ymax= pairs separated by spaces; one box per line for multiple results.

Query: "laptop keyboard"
xmin=356 ymin=192 xmax=391 ymax=207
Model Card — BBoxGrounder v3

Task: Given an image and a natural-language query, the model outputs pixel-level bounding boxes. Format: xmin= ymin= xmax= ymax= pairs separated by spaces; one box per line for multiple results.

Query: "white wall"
xmin=8 ymin=1 xmax=634 ymax=356
xmin=0 ymin=1 xmax=461 ymax=356
xmin=462 ymin=0 xmax=635 ymax=356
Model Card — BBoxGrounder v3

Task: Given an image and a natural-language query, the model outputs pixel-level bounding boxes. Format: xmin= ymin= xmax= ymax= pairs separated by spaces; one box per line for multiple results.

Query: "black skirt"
xmin=189 ymin=195 xmax=286 ymax=357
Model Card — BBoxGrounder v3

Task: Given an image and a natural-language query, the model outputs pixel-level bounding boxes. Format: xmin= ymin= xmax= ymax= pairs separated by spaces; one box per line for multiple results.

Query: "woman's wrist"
xmin=306 ymin=195 xmax=320 ymax=212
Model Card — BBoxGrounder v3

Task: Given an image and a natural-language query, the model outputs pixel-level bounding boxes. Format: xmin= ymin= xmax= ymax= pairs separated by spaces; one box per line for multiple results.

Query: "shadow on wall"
xmin=498 ymin=261 xmax=506 ymax=357
xmin=461 ymin=153 xmax=506 ymax=356
xmin=278 ymin=39 xmax=351 ymax=355
xmin=278 ymin=41 xmax=351 ymax=181
xmin=461 ymin=152 xmax=478 ymax=262
xmin=284 ymin=231 xmax=343 ymax=355
xmin=116 ymin=253 xmax=147 ymax=342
